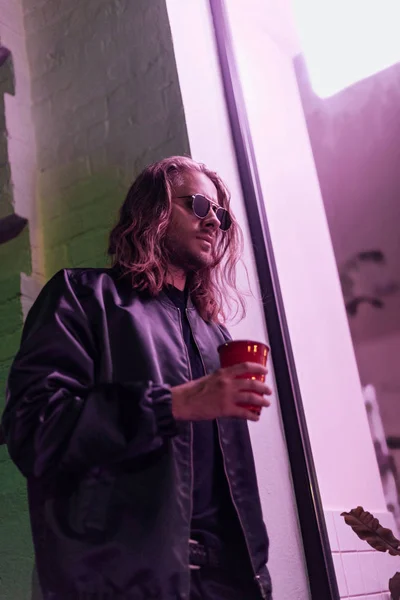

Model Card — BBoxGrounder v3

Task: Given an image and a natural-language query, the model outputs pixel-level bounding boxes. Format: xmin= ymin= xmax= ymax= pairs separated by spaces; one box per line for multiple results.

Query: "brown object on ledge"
xmin=341 ymin=506 xmax=400 ymax=555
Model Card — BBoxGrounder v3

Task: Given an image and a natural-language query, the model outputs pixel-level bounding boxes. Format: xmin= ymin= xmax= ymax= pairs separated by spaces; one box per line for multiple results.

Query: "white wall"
xmin=166 ymin=2 xmax=310 ymax=599
xmin=225 ymin=0 xmax=385 ymax=512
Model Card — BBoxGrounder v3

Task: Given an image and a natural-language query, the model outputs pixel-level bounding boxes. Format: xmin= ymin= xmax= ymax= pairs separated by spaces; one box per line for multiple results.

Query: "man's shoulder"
xmin=44 ymin=267 xmax=134 ymax=302
xmin=64 ymin=267 xmax=116 ymax=287
xmin=47 ymin=266 xmax=126 ymax=288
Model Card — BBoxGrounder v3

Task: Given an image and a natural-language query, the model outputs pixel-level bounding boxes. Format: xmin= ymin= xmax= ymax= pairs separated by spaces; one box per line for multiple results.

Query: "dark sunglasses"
xmin=177 ymin=194 xmax=232 ymax=231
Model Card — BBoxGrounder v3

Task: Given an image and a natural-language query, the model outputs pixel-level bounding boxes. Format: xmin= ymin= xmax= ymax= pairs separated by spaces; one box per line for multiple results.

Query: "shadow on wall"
xmin=339 ymin=250 xmax=400 ymax=317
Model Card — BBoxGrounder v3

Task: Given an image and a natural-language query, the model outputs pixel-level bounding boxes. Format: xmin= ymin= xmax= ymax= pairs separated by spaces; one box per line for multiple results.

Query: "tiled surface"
xmin=375 ymin=551 xmax=398 ymax=590
xmin=347 ymin=595 xmax=388 ymax=600
xmin=332 ymin=553 xmax=348 ymax=597
xmin=359 ymin=551 xmax=383 ymax=594
xmin=346 ymin=593 xmax=390 ymax=599
xmin=349 ymin=595 xmax=390 ymax=600
xmin=341 ymin=552 xmax=365 ymax=596
xmin=333 ymin=509 xmax=366 ymax=551
xmin=325 ymin=510 xmax=340 ymax=552
xmin=324 ymin=509 xmax=397 ymax=597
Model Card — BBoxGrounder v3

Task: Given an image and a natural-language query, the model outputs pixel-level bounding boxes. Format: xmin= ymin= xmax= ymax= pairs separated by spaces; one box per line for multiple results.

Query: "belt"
xmin=189 ymin=539 xmax=227 ymax=571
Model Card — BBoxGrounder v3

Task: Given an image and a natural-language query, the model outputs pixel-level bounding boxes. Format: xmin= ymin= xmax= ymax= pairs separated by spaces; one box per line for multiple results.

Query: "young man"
xmin=2 ymin=156 xmax=273 ymax=600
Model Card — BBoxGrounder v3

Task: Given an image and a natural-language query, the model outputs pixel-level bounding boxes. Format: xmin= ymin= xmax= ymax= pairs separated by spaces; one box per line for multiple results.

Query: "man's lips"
xmin=196 ymin=235 xmax=214 ymax=245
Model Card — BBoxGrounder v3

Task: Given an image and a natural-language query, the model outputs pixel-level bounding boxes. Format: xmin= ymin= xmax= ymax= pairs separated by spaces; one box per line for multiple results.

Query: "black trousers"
xmin=190 ymin=566 xmax=264 ymax=600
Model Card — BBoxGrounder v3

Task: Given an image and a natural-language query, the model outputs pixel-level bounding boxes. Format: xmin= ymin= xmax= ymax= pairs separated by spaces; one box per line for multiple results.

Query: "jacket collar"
xmin=158 ymin=288 xmax=195 ymax=311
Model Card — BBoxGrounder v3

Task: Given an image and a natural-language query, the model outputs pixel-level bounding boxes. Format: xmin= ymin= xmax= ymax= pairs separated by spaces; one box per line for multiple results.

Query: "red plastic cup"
xmin=218 ymin=340 xmax=269 ymax=415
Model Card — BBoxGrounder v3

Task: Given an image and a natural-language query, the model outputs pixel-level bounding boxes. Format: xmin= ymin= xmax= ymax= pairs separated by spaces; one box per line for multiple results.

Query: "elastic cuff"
xmin=148 ymin=383 xmax=178 ymax=438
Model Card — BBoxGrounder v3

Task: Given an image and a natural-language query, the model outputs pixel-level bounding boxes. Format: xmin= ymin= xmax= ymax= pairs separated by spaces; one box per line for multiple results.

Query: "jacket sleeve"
xmin=1 ymin=270 xmax=177 ymax=478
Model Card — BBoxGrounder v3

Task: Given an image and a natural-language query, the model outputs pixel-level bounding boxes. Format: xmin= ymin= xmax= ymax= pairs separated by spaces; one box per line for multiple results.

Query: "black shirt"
xmin=164 ymin=285 xmax=222 ymax=542
xmin=163 ymin=285 xmax=253 ymax=565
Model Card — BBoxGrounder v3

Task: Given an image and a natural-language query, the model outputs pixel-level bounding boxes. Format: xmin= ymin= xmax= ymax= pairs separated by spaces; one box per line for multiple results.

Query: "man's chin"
xmin=192 ymin=251 xmax=214 ymax=269
xmin=170 ymin=248 xmax=214 ymax=273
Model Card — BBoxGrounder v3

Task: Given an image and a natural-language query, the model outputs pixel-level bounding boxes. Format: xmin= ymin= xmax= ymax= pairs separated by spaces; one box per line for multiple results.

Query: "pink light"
xmin=292 ymin=0 xmax=400 ymax=97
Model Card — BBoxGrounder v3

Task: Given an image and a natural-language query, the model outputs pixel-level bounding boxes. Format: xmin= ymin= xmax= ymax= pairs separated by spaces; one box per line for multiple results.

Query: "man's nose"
xmin=203 ymin=207 xmax=220 ymax=230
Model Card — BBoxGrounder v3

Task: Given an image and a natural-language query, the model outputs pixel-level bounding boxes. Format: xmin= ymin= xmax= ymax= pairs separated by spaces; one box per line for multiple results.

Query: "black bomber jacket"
xmin=2 ymin=268 xmax=272 ymax=600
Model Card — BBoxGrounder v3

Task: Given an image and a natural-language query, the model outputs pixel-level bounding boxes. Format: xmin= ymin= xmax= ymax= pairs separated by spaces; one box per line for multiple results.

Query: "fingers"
xmin=234 ymin=378 xmax=272 ymax=396
xmin=235 ymin=407 xmax=261 ymax=422
xmin=226 ymin=362 xmax=268 ymax=377
xmin=236 ymin=392 xmax=270 ymax=408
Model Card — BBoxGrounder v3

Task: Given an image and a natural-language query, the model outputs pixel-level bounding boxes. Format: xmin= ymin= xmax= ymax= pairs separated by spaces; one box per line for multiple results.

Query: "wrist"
xmin=147 ymin=383 xmax=178 ymax=437
xmin=171 ymin=384 xmax=188 ymax=421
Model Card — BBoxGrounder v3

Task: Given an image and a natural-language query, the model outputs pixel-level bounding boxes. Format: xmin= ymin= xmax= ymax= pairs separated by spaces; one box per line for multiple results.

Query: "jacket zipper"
xmin=176 ymin=308 xmax=196 ymax=574
xmin=186 ymin=309 xmax=267 ymax=599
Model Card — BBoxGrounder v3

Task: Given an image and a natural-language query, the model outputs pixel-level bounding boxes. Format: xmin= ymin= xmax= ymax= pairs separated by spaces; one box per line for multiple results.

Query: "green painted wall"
xmin=0 ymin=231 xmax=32 ymax=600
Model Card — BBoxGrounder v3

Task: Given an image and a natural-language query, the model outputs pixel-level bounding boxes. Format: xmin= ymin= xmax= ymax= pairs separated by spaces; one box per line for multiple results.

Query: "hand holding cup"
xmin=218 ymin=340 xmax=270 ymax=416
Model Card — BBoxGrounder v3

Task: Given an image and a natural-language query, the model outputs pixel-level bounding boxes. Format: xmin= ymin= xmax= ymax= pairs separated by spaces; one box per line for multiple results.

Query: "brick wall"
xmin=0 ymin=0 xmax=189 ymax=597
xmin=24 ymin=0 xmax=189 ymax=280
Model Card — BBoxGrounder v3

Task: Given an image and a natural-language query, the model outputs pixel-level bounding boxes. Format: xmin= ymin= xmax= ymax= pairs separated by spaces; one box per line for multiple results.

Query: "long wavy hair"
xmin=108 ymin=156 xmax=245 ymax=323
